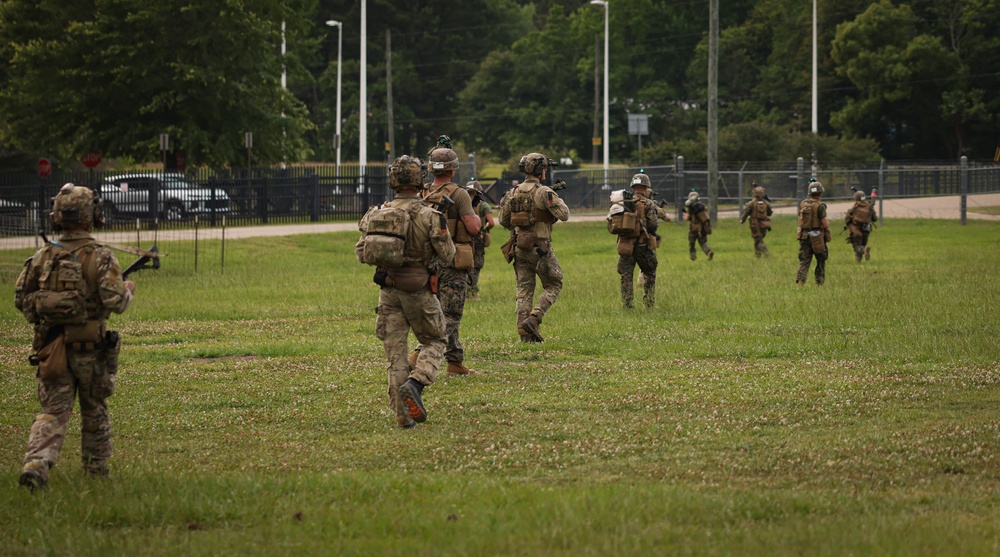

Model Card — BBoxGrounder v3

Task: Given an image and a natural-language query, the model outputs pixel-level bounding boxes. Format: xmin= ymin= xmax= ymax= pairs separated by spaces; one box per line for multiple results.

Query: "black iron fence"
xmin=2 ymin=159 xmax=998 ymax=279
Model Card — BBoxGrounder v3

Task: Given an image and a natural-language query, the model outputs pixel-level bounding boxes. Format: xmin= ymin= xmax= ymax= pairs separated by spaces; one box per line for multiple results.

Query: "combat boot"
xmin=398 ymin=379 xmax=427 ymax=423
xmin=520 ymin=314 xmax=544 ymax=343
xmin=407 ymin=349 xmax=420 ymax=367
xmin=18 ymin=469 xmax=46 ymax=492
xmin=864 ymin=246 xmax=871 ymax=261
xmin=707 ymin=250 xmax=714 ymax=261
xmin=446 ymin=362 xmax=475 ymax=375
xmin=689 ymin=251 xmax=697 ymax=261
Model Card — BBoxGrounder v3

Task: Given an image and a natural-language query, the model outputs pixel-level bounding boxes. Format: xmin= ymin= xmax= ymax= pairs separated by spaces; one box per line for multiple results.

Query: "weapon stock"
xmin=122 ymin=245 xmax=161 ymax=279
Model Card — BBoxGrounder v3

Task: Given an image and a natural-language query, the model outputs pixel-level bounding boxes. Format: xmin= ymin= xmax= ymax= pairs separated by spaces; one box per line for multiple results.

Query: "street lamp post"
xmin=325 ymin=20 xmax=343 ymax=176
xmin=590 ymin=0 xmax=609 ymax=187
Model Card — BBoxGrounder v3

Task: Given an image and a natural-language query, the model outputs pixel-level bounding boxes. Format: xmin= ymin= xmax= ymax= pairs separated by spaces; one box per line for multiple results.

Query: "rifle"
xmin=430 ymin=194 xmax=454 ymax=231
xmin=38 ymin=229 xmax=49 ymax=244
xmin=121 ymin=245 xmax=161 ymax=279
xmin=543 ymin=158 xmax=566 ymax=191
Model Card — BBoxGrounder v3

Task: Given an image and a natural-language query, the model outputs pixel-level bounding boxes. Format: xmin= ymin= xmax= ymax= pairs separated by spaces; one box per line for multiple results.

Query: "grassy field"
xmin=1 ymin=216 xmax=998 ymax=556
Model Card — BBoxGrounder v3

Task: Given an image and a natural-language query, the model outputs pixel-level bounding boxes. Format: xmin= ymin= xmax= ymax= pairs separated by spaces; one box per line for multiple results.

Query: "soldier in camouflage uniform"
xmin=407 ymin=147 xmax=481 ymax=376
xmin=466 ymin=179 xmax=495 ymax=301
xmin=497 ymin=152 xmax=570 ymax=342
xmin=844 ymin=190 xmax=877 ymax=262
xmin=14 ymin=184 xmax=135 ymax=490
xmin=796 ymin=180 xmax=831 ymax=285
xmin=739 ymin=184 xmax=773 ymax=257
xmin=683 ymin=191 xmax=714 ymax=261
xmin=356 ymin=156 xmax=456 ymax=428
xmin=612 ymin=173 xmax=662 ymax=309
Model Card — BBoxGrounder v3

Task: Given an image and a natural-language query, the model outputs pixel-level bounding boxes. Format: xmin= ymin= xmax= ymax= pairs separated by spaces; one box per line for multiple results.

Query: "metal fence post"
xmin=310 ymin=173 xmax=319 ymax=222
xmin=676 ymin=156 xmax=685 ymax=221
xmin=878 ymin=159 xmax=885 ymax=227
xmin=797 ymin=157 xmax=805 ymax=200
xmin=960 ymin=156 xmax=968 ymax=225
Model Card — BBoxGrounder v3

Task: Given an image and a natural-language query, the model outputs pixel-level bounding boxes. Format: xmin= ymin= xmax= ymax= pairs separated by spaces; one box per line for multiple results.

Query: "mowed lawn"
xmin=1 ymin=216 xmax=998 ymax=556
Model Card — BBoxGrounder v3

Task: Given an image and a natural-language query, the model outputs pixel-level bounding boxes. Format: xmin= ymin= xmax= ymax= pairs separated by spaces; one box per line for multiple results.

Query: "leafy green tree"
xmin=0 ymin=0 xmax=315 ymax=168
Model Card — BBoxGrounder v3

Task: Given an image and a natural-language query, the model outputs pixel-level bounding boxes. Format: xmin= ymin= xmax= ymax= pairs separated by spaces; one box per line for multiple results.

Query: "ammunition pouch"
xmin=34 ymin=290 xmax=88 ymax=325
xmin=500 ymin=236 xmax=516 ymax=264
xmin=36 ymin=333 xmax=68 ymax=380
xmin=482 ymin=230 xmax=491 ymax=248
xmin=617 ymin=236 xmax=636 ymax=257
xmin=64 ymin=320 xmax=104 ymax=351
xmin=510 ymin=211 xmax=532 ymax=227
xmin=453 ymin=243 xmax=475 ymax=270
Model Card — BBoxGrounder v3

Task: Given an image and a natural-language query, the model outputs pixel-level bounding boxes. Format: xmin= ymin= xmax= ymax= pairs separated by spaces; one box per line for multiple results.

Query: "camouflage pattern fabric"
xmin=22 ymin=348 xmax=117 ymax=480
xmin=437 ymin=265 xmax=469 ymax=363
xmin=687 ymin=230 xmax=712 ymax=259
xmin=376 ymin=287 xmax=446 ymax=411
xmin=15 ymin=229 xmax=132 ymax=481
xmin=514 ymin=246 xmax=563 ymax=328
xmin=618 ymin=243 xmax=657 ymax=308
xmin=468 ymin=201 xmax=492 ymax=298
xmin=796 ymin=239 xmax=827 ymax=285
xmin=849 ymin=230 xmax=871 ymax=262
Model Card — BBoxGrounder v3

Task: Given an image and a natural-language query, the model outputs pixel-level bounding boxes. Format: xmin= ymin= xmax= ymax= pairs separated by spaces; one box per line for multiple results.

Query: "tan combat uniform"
xmin=740 ymin=194 xmax=773 ymax=257
xmin=356 ymin=194 xmax=455 ymax=422
xmin=498 ymin=177 xmax=570 ymax=338
xmin=15 ymin=230 xmax=133 ymax=482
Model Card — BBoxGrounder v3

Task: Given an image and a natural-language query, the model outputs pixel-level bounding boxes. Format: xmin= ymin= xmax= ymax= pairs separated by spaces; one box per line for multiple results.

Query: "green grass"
xmin=2 ymin=216 xmax=999 ymax=556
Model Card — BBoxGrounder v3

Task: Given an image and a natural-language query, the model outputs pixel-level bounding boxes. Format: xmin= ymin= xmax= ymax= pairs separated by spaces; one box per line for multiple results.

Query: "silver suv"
xmin=101 ymin=173 xmax=230 ymax=221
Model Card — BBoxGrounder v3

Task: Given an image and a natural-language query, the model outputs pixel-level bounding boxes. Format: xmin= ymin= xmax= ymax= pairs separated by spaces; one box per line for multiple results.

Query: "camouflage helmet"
xmin=50 ymin=183 xmax=104 ymax=231
xmin=465 ymin=179 xmax=483 ymax=194
xmin=752 ymin=185 xmax=766 ymax=198
xmin=630 ymin=173 xmax=651 ymax=189
xmin=687 ymin=190 xmax=700 ymax=201
xmin=853 ymin=190 xmax=865 ymax=201
xmin=388 ymin=155 xmax=426 ymax=190
xmin=808 ymin=179 xmax=824 ymax=196
xmin=428 ymin=147 xmax=459 ymax=175
xmin=519 ymin=152 xmax=548 ymax=177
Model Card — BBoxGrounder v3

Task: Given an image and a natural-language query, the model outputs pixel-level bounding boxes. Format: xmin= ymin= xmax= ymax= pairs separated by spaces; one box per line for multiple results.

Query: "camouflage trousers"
xmin=23 ymin=347 xmax=117 ymax=481
xmin=376 ymin=286 xmax=447 ymax=407
xmin=849 ymin=230 xmax=871 ymax=262
xmin=437 ymin=266 xmax=470 ymax=363
xmin=618 ymin=243 xmax=657 ymax=308
xmin=751 ymin=229 xmax=770 ymax=258
xmin=513 ymin=245 xmax=563 ymax=329
xmin=469 ymin=238 xmax=486 ymax=297
xmin=688 ymin=231 xmax=712 ymax=259
xmin=796 ymin=239 xmax=828 ymax=285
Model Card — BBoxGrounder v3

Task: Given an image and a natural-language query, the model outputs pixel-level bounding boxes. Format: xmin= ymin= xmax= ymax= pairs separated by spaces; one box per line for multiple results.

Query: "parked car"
xmin=101 ymin=173 xmax=231 ymax=221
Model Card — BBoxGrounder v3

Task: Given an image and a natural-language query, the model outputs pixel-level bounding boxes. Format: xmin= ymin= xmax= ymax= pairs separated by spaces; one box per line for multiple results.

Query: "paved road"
xmin=3 ymin=193 xmax=999 ymax=250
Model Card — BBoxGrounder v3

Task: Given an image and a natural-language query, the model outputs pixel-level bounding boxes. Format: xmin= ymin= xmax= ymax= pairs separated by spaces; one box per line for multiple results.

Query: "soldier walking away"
xmin=844 ymin=190 xmax=877 ymax=262
xmin=14 ymin=184 xmax=135 ymax=490
xmin=497 ymin=152 xmax=570 ymax=342
xmin=466 ymin=178 xmax=496 ymax=301
xmin=356 ymin=156 xmax=456 ymax=428
xmin=608 ymin=172 xmax=662 ymax=309
xmin=408 ymin=146 xmax=481 ymax=376
xmin=683 ymin=191 xmax=714 ymax=261
xmin=739 ymin=183 xmax=773 ymax=257
xmin=796 ymin=179 xmax=831 ymax=285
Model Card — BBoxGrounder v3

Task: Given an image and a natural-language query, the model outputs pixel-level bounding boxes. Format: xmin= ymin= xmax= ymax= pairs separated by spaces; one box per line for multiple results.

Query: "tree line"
xmin=1 ymin=0 xmax=997 ymax=172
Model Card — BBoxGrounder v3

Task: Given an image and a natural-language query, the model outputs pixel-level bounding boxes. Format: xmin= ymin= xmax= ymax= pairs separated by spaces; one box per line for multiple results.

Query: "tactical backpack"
xmin=798 ymin=199 xmax=821 ymax=230
xmin=608 ymin=199 xmax=643 ymax=238
xmin=751 ymin=199 xmax=769 ymax=220
xmin=851 ymin=202 xmax=871 ymax=225
xmin=505 ymin=183 xmax=539 ymax=228
xmin=424 ymin=182 xmax=472 ymax=243
xmin=33 ymin=240 xmax=99 ymax=326
xmin=360 ymin=202 xmax=420 ymax=268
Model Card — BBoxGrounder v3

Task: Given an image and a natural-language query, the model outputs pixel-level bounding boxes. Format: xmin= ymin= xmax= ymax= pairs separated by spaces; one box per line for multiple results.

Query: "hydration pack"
xmin=360 ymin=203 xmax=419 ymax=268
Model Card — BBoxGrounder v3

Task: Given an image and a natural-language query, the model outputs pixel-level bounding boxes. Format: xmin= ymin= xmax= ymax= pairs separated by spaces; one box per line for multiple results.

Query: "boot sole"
xmin=399 ymin=383 xmax=427 ymax=423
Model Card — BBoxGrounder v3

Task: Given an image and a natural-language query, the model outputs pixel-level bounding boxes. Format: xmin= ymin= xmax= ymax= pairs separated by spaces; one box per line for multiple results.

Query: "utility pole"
xmin=593 ymin=35 xmax=600 ymax=165
xmin=707 ymin=0 xmax=719 ymax=223
xmin=386 ymin=29 xmax=395 ymax=162
xmin=359 ymin=0 xmax=367 ymax=178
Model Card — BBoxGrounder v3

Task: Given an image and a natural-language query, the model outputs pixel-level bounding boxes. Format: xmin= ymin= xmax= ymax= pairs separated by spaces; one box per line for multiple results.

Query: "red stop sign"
xmin=37 ymin=158 xmax=52 ymax=177
xmin=82 ymin=150 xmax=102 ymax=168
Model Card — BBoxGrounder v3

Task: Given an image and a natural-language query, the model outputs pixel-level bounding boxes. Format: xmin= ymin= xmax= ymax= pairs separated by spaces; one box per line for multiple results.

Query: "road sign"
xmin=82 ymin=150 xmax=102 ymax=168
xmin=37 ymin=158 xmax=52 ymax=177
